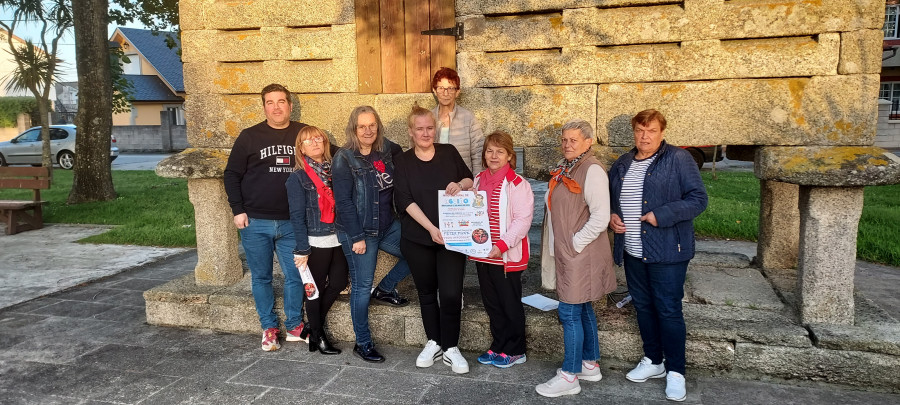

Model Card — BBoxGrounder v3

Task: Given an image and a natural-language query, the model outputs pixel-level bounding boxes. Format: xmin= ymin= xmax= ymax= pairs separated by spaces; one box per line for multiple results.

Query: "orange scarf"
xmin=547 ymin=167 xmax=582 ymax=211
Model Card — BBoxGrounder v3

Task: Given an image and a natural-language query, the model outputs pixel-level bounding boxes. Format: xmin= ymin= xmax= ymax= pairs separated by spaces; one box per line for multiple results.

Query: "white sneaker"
xmin=535 ymin=369 xmax=581 ymax=398
xmin=665 ymin=371 xmax=686 ymax=402
xmin=577 ymin=360 xmax=603 ymax=382
xmin=626 ymin=357 xmax=666 ymax=382
xmin=415 ymin=340 xmax=443 ymax=368
xmin=442 ymin=347 xmax=470 ymax=374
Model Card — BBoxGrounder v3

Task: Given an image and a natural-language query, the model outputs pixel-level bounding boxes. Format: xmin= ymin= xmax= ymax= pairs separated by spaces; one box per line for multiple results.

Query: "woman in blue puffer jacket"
xmin=608 ymin=109 xmax=707 ymax=403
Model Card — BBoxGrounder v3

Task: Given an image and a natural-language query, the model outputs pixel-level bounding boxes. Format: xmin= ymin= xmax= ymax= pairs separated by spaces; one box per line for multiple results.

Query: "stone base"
xmin=144 ymin=250 xmax=900 ymax=391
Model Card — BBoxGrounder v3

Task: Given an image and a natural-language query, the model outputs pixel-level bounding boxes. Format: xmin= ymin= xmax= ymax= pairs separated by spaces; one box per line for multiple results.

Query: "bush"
xmin=0 ymin=96 xmax=38 ymax=127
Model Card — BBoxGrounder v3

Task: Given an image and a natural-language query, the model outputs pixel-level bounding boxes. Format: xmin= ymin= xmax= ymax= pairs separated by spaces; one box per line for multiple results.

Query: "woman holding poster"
xmin=468 ymin=131 xmax=534 ymax=369
xmin=394 ymin=104 xmax=474 ymax=374
xmin=285 ymin=126 xmax=347 ymax=355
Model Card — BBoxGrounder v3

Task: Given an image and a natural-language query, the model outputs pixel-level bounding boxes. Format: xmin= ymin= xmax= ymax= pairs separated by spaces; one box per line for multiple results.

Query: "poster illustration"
xmin=438 ymin=191 xmax=492 ymax=257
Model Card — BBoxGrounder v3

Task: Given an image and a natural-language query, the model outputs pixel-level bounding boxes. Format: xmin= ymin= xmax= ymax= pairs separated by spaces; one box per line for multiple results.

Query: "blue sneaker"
xmin=493 ymin=353 xmax=527 ymax=368
xmin=477 ymin=350 xmax=498 ymax=365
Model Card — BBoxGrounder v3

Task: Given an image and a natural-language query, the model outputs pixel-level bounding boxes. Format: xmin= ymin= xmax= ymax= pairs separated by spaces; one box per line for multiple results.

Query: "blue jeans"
xmin=558 ymin=302 xmax=600 ymax=374
xmin=623 ymin=254 xmax=688 ymax=375
xmin=338 ymin=220 xmax=410 ymax=346
xmin=240 ymin=218 xmax=303 ymax=331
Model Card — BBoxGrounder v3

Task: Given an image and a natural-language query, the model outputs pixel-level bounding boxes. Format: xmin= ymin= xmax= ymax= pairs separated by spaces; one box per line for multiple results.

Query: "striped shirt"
xmin=621 ymin=155 xmax=656 ymax=258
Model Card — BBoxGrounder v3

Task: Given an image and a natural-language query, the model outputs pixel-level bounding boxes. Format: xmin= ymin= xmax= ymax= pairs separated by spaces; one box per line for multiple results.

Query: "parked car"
xmin=0 ymin=125 xmax=119 ymax=170
xmin=681 ymin=145 xmax=725 ymax=170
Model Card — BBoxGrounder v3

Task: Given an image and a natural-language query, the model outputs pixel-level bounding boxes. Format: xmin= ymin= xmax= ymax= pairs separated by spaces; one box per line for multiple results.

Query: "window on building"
xmin=879 ymin=82 xmax=900 ymax=102
xmin=885 ymin=5 xmax=900 ymax=38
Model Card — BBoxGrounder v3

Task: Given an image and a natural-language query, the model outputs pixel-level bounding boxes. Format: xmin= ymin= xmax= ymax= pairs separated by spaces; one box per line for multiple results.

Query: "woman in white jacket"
xmin=468 ymin=131 xmax=534 ymax=369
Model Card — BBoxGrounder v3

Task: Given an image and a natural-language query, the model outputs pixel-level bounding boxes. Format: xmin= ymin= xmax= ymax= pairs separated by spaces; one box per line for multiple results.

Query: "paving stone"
xmin=0 ymin=389 xmax=82 ymax=405
xmin=0 ymin=312 xmax=49 ymax=331
xmin=690 ymin=252 xmax=752 ymax=269
xmin=0 ymin=333 xmax=26 ymax=350
xmin=684 ymin=303 xmax=810 ymax=348
xmin=91 ymin=305 xmax=146 ymax=324
xmin=1 ymin=298 xmax=62 ymax=314
xmin=143 ymin=377 xmax=267 ymax=404
xmin=76 ymin=344 xmax=171 ymax=373
xmin=259 ymin=388 xmax=405 ymax=405
xmin=229 ymin=358 xmax=342 ymax=390
xmin=688 ymin=267 xmax=784 ymax=311
xmin=0 ymin=335 xmax=103 ymax=365
xmin=420 ymin=377 xmax=535 ymax=404
xmin=49 ymin=287 xmax=126 ymax=303
xmin=97 ymin=290 xmax=149 ymax=307
xmin=9 ymin=316 xmax=116 ymax=342
xmin=106 ymin=277 xmax=167 ymax=291
xmin=696 ymin=377 xmax=900 ymax=405
xmin=30 ymin=301 xmax=117 ymax=319
xmin=149 ymin=350 xmax=259 ymax=381
xmin=321 ymin=367 xmax=441 ymax=402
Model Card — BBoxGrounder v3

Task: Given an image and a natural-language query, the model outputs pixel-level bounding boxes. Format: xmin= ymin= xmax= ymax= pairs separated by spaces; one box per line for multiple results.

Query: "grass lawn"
xmin=0 ymin=169 xmax=195 ymax=247
xmin=1 ymin=169 xmax=896 ymax=266
xmin=697 ymin=172 xmax=900 ymax=267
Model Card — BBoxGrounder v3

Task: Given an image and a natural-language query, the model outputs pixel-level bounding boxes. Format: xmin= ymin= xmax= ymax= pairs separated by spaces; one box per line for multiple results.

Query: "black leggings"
xmin=401 ymin=238 xmax=466 ymax=350
xmin=306 ymin=246 xmax=349 ymax=331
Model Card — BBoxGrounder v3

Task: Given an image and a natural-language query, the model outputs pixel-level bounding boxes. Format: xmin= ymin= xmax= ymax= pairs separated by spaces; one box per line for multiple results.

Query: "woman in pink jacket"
xmin=469 ymin=131 xmax=534 ymax=369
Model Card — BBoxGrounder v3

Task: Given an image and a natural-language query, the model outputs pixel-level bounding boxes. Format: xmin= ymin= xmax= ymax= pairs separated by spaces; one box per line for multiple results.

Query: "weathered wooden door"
xmin=355 ymin=0 xmax=456 ymax=94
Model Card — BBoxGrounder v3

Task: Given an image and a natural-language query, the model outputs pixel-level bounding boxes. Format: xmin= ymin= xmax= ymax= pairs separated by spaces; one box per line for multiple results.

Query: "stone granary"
xmin=152 ymin=0 xmax=900 ymax=389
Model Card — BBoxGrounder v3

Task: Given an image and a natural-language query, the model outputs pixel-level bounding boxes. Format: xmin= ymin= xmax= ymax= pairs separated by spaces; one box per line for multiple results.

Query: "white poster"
xmin=438 ymin=190 xmax=492 ymax=257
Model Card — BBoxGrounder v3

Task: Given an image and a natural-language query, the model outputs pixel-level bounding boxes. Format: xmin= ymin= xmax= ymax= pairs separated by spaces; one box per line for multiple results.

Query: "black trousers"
xmin=306 ymin=246 xmax=349 ymax=332
xmin=401 ymin=238 xmax=466 ymax=350
xmin=475 ymin=262 xmax=527 ymax=356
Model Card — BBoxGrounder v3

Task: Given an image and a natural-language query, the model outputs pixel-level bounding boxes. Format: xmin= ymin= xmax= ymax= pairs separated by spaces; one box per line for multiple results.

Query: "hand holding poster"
xmin=438 ymin=191 xmax=492 ymax=257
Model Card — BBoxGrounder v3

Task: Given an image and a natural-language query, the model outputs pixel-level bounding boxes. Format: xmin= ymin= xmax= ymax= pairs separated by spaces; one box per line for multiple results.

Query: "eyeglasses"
xmin=434 ymin=86 xmax=459 ymax=93
xmin=357 ymin=124 xmax=378 ymax=133
xmin=302 ymin=136 xmax=324 ymax=144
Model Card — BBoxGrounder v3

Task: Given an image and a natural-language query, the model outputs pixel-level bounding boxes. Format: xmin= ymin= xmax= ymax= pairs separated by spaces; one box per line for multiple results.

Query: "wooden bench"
xmin=0 ymin=167 xmax=51 ymax=235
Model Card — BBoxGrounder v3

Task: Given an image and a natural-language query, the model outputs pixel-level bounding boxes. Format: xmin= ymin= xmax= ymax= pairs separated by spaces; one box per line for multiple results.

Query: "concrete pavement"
xmin=2 ymin=250 xmax=898 ymax=404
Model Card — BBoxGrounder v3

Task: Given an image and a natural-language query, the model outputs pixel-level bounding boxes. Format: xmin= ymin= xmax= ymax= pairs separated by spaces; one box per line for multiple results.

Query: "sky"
xmin=0 ymin=11 xmax=150 ymax=82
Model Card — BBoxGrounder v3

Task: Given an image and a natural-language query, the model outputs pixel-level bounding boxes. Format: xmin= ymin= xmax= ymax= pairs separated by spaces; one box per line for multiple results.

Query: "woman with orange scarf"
xmin=536 ymin=119 xmax=616 ymax=398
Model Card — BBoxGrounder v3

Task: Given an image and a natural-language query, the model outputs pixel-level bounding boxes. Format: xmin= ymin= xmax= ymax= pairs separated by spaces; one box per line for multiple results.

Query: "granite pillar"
xmin=188 ymin=178 xmax=243 ymax=286
xmin=797 ymin=186 xmax=864 ymax=325
xmin=757 ymin=180 xmax=799 ymax=269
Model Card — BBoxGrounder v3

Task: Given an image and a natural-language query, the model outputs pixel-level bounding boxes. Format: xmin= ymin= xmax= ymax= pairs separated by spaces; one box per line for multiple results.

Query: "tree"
xmin=67 ymin=0 xmax=115 ymax=202
xmin=109 ymin=43 xmax=133 ymax=114
xmin=0 ymin=0 xmax=72 ymax=169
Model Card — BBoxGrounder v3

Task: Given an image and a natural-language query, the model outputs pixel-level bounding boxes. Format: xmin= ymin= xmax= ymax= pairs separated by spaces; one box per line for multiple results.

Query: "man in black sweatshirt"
xmin=224 ymin=83 xmax=308 ymax=351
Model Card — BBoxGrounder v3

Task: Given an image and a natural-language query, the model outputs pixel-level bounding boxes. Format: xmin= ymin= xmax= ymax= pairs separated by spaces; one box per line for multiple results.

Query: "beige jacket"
xmin=433 ymin=104 xmax=484 ymax=173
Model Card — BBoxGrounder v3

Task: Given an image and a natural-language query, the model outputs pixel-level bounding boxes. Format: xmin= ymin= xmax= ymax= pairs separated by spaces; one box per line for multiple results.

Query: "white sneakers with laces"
xmin=626 ymin=356 xmax=667 ymax=382
xmin=576 ymin=360 xmax=603 ymax=382
xmin=665 ymin=371 xmax=687 ymax=401
xmin=415 ymin=340 xmax=443 ymax=368
xmin=442 ymin=347 xmax=470 ymax=374
xmin=535 ymin=369 xmax=581 ymax=397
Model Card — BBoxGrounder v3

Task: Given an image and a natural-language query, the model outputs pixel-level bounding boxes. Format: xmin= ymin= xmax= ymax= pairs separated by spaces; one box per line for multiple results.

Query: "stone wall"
xmin=112 ymin=112 xmax=188 ymax=152
xmin=876 ymin=99 xmax=900 ymax=149
xmin=179 ymin=0 xmax=883 ymax=178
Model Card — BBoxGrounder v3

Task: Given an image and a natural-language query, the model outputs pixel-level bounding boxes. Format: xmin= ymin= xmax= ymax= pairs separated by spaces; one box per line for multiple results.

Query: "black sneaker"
xmin=354 ymin=343 xmax=386 ymax=363
xmin=371 ymin=287 xmax=409 ymax=307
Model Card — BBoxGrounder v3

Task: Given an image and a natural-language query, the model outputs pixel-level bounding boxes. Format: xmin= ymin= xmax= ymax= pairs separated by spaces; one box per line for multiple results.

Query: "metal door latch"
xmin=421 ymin=22 xmax=464 ymax=40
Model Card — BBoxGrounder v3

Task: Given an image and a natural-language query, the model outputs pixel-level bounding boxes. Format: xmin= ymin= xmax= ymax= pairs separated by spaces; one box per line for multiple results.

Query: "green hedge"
xmin=0 ymin=96 xmax=38 ymax=127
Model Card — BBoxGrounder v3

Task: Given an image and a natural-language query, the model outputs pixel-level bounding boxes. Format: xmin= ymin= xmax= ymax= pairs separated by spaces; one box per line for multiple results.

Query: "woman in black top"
xmin=394 ymin=105 xmax=473 ymax=374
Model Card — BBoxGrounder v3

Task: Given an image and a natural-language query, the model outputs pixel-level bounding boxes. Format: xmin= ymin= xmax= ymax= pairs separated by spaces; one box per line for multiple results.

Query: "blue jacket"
xmin=608 ymin=141 xmax=708 ymax=265
xmin=286 ymin=168 xmax=336 ymax=255
xmin=332 ymin=139 xmax=403 ymax=243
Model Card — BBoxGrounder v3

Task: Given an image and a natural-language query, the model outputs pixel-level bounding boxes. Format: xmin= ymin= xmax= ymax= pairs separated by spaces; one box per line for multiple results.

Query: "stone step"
xmin=144 ymin=251 xmax=900 ymax=391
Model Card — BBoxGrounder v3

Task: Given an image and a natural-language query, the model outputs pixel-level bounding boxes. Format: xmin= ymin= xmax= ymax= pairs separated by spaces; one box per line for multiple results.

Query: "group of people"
xmin=223 ymin=67 xmax=707 ymax=402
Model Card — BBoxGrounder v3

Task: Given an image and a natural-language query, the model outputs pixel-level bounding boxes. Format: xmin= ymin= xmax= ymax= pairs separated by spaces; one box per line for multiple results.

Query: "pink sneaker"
xmin=261 ymin=328 xmax=281 ymax=351
xmin=285 ymin=322 xmax=309 ymax=343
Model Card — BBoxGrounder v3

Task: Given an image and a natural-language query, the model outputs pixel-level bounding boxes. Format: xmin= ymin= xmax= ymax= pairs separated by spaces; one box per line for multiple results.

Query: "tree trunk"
xmin=38 ymin=99 xmax=51 ymax=169
xmin=68 ymin=0 xmax=116 ymax=203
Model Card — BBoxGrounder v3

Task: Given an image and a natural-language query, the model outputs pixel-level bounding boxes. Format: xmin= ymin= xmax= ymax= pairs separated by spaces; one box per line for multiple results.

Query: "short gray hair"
xmin=344 ymin=106 xmax=385 ymax=152
xmin=561 ymin=119 xmax=593 ymax=140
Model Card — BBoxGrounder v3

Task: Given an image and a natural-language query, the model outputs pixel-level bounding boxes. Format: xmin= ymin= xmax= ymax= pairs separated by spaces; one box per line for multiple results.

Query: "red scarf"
xmin=478 ymin=163 xmax=509 ymax=193
xmin=303 ymin=162 xmax=335 ymax=223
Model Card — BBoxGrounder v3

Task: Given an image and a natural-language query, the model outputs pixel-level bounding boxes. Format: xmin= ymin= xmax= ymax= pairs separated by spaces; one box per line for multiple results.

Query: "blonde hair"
xmin=294 ymin=125 xmax=332 ymax=170
xmin=407 ymin=102 xmax=435 ymax=128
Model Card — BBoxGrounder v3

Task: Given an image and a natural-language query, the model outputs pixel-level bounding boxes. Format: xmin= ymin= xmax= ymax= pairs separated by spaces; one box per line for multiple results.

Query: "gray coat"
xmin=432 ymin=104 xmax=484 ymax=173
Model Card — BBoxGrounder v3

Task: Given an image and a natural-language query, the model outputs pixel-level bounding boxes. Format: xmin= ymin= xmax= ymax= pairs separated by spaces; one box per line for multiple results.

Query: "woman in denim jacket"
xmin=286 ymin=126 xmax=346 ymax=355
xmin=332 ymin=106 xmax=411 ymax=363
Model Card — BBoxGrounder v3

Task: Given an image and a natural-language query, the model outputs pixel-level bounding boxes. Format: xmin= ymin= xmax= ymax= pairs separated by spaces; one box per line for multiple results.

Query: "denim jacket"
xmin=286 ymin=169 xmax=336 ymax=255
xmin=332 ymin=139 xmax=403 ymax=243
xmin=608 ymin=141 xmax=708 ymax=265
